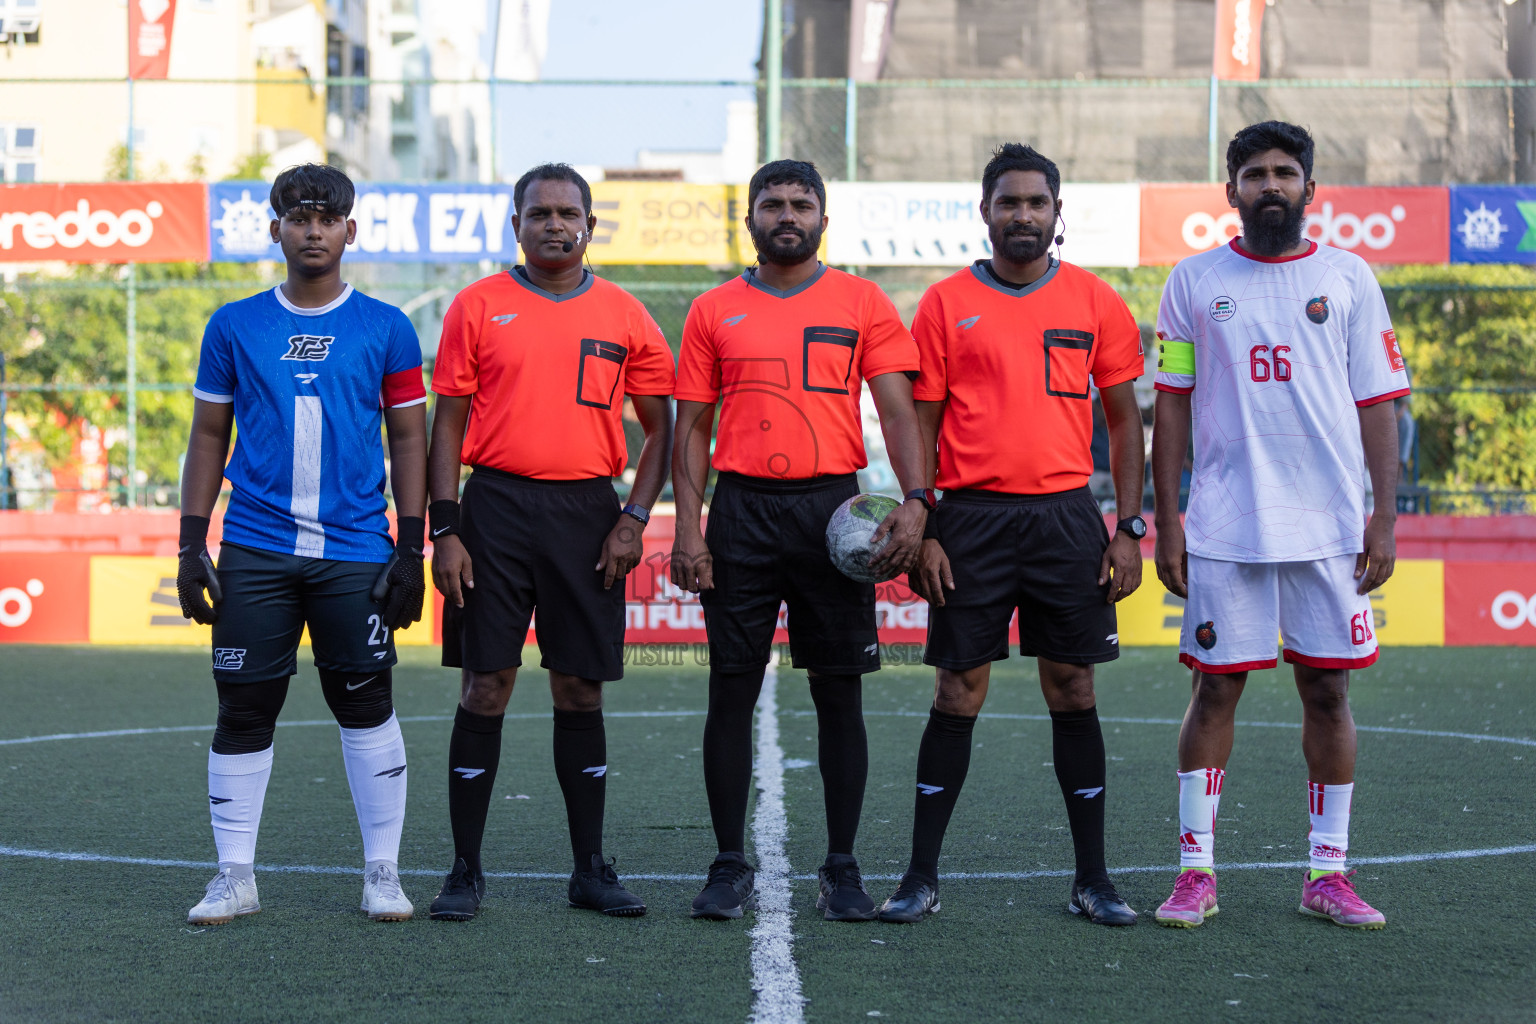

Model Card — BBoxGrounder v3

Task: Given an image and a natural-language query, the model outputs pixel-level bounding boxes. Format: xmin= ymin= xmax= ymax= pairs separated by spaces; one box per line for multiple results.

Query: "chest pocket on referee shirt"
xmin=1043 ymin=328 xmax=1094 ymax=400
xmin=576 ymin=339 xmax=627 ymax=409
xmin=803 ymin=326 xmax=859 ymax=395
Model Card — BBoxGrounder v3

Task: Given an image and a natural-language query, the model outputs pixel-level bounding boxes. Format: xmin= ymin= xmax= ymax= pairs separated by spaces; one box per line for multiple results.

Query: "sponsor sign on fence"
xmin=1139 ymin=184 xmax=1449 ymax=265
xmin=823 ymin=182 xmax=1140 ymax=268
xmin=1448 ymin=186 xmax=1536 ymax=264
xmin=0 ymin=554 xmax=89 ymax=643
xmin=1445 ymin=561 xmax=1536 ymax=646
xmin=0 ymin=183 xmax=208 ymax=263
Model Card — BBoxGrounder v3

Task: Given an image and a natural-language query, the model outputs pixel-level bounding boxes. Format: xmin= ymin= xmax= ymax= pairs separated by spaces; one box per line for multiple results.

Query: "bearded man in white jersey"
xmin=1150 ymin=121 xmax=1409 ymax=929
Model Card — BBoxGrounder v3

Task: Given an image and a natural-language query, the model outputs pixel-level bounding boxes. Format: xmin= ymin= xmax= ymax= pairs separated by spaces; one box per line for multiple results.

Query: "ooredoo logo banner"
xmin=1444 ymin=561 xmax=1536 ymax=646
xmin=0 ymin=554 xmax=89 ymax=643
xmin=1139 ymin=184 xmax=1449 ymax=265
xmin=0 ymin=183 xmax=209 ymax=263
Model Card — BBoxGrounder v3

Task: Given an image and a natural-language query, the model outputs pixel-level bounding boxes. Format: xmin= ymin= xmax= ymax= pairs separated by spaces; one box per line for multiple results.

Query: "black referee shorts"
xmin=209 ymin=542 xmax=397 ymax=683
xmin=924 ymin=486 xmax=1119 ymax=671
xmin=701 ymin=471 xmax=879 ymax=675
xmin=443 ymin=467 xmax=625 ymax=682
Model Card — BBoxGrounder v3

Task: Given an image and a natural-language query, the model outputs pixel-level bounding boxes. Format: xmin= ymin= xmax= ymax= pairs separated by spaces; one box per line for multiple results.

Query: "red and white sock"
xmin=1176 ymin=768 xmax=1224 ymax=869
xmin=1308 ymin=780 xmax=1353 ymax=872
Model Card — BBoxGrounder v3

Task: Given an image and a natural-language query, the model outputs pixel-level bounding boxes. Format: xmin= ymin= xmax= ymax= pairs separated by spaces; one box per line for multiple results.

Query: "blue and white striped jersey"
xmin=193 ymin=285 xmax=426 ymax=563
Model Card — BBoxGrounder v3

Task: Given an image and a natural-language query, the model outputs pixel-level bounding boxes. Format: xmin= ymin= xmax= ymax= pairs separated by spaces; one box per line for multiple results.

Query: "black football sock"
xmin=905 ymin=707 xmax=977 ymax=885
xmin=447 ymin=705 xmax=503 ymax=876
xmin=552 ymin=707 xmax=607 ymax=872
xmin=701 ymin=667 xmax=765 ymax=855
xmin=808 ymin=674 xmax=868 ymax=858
xmin=1050 ymin=705 xmax=1110 ymax=886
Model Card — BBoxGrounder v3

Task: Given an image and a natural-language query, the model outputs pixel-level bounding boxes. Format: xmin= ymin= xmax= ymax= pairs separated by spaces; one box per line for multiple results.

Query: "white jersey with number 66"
xmin=1154 ymin=239 xmax=1411 ymax=563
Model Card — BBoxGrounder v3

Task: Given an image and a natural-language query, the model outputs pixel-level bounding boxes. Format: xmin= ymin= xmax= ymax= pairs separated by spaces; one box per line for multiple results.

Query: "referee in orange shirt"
xmin=877 ymin=144 xmax=1147 ymax=926
xmin=425 ymin=164 xmax=675 ymax=920
xmin=672 ymin=159 xmax=931 ymax=922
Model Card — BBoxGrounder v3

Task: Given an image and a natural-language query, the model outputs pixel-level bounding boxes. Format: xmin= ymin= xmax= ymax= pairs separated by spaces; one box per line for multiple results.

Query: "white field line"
xmin=3 ymin=842 xmax=1533 ymax=883
xmin=747 ymin=655 xmax=804 ymax=1024
xmin=0 ymin=710 xmax=707 ymax=747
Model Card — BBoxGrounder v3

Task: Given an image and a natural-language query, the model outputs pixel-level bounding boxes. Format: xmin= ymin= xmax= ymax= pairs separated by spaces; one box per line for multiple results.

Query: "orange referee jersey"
xmin=912 ymin=259 xmax=1143 ymax=494
xmin=676 ymin=265 xmax=918 ymax=479
xmin=432 ymin=269 xmax=675 ymax=479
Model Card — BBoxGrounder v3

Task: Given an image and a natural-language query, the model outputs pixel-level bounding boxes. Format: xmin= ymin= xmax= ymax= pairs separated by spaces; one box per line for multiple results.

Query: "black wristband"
xmin=428 ymin=500 xmax=461 ymax=540
xmin=396 ymin=516 xmax=425 ymax=553
xmin=178 ymin=514 xmax=211 ymax=553
xmin=922 ymin=513 xmax=940 ymax=541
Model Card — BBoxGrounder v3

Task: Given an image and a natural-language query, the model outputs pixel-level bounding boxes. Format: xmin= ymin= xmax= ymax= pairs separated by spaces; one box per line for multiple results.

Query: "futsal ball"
xmin=826 ymin=493 xmax=902 ymax=583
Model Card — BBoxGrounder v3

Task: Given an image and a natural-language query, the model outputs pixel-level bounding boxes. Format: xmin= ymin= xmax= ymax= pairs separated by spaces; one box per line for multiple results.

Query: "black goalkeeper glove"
xmin=371 ymin=516 xmax=426 ymax=630
xmin=176 ymin=515 xmax=222 ymax=625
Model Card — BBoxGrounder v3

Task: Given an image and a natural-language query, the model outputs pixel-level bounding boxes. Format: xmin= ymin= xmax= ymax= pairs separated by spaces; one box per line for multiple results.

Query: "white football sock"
xmin=208 ymin=746 xmax=274 ymax=871
xmin=1308 ymin=780 xmax=1353 ymax=871
xmin=340 ymin=713 xmax=407 ymax=871
xmin=1176 ymin=767 xmax=1224 ymax=869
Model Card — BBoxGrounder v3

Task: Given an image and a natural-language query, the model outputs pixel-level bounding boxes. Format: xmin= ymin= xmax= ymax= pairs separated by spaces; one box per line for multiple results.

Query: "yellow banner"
xmin=86 ymin=555 xmax=434 ymax=648
xmin=1116 ymin=558 xmax=1446 ymax=649
xmin=587 ymin=182 xmax=752 ymax=265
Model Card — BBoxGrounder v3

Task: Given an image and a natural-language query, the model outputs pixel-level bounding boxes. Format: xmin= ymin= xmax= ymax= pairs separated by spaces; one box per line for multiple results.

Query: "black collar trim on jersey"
xmin=273 ymin=283 xmax=354 ymax=316
xmin=970 ymin=257 xmax=1059 ymax=298
xmin=509 ymin=266 xmax=594 ymax=302
xmin=741 ymin=262 xmax=827 ymax=299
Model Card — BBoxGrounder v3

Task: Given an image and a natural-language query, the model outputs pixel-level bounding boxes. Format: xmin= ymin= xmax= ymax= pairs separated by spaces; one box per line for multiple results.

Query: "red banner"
xmin=0 ymin=554 xmax=90 ymax=643
xmin=1445 ymin=562 xmax=1536 ymax=646
xmin=1213 ymin=0 xmax=1265 ymax=81
xmin=129 ymin=0 xmax=177 ymax=80
xmin=1139 ymin=184 xmax=1449 ymax=265
xmin=0 ymin=183 xmax=209 ymax=263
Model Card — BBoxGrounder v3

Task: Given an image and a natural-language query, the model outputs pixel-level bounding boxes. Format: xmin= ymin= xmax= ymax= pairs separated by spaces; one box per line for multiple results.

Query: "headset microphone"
xmin=562 ymin=230 xmax=586 ymax=254
xmin=1054 ymin=210 xmax=1066 ymax=246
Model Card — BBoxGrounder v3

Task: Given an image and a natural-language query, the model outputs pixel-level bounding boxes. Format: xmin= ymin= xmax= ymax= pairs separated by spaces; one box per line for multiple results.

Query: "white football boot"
xmin=361 ymin=864 xmax=414 ymax=921
xmin=188 ymin=869 xmax=261 ymax=925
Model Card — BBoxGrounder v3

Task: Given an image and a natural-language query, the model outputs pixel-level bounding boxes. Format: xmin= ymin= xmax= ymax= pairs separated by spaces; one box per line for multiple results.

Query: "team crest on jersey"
xmin=281 ymin=334 xmax=335 ymax=361
xmin=1195 ymin=621 xmax=1217 ymax=650
xmin=1209 ymin=296 xmax=1236 ymax=321
xmin=1306 ymin=296 xmax=1330 ymax=324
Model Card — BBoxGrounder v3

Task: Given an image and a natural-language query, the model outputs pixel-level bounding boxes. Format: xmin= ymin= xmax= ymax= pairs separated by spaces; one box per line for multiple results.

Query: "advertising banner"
xmin=1139 ymin=184 xmax=1449 ymax=265
xmin=0 ymin=554 xmax=90 ymax=643
xmin=0 ymin=183 xmax=208 ymax=263
xmin=211 ymin=182 xmax=518 ymax=263
xmin=129 ymin=0 xmax=177 ymax=81
xmin=1448 ymin=186 xmax=1536 ymax=264
xmin=1445 ymin=561 xmax=1536 ymax=646
xmin=1213 ymin=0 xmax=1265 ymax=81
xmin=586 ymin=182 xmax=751 ymax=265
xmin=824 ymin=182 xmax=1140 ymax=268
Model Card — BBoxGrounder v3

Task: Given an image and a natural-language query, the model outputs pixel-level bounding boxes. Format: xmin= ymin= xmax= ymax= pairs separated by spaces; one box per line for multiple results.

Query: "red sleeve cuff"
xmin=1154 ymin=382 xmax=1194 ymax=395
xmin=673 ymin=389 xmax=720 ymax=403
xmin=1355 ymin=387 xmax=1410 ymax=408
xmin=382 ymin=367 xmax=427 ymax=408
xmin=431 ymin=383 xmax=478 ymax=397
xmin=1093 ymin=369 xmax=1142 ymax=390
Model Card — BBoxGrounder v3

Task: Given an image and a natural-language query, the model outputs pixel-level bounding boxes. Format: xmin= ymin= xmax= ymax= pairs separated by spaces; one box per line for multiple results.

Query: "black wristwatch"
xmin=621 ymin=503 xmax=651 ymax=526
xmin=905 ymin=488 xmax=938 ymax=512
xmin=1116 ymin=515 xmax=1148 ymax=540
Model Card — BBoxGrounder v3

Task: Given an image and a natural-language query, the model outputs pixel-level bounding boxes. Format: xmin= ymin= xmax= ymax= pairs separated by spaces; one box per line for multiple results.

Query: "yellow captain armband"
xmin=1158 ymin=339 xmax=1196 ymax=375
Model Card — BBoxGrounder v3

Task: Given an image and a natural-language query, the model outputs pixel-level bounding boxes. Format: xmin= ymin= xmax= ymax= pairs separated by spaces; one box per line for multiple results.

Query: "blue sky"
xmin=494 ymin=0 xmax=763 ymax=175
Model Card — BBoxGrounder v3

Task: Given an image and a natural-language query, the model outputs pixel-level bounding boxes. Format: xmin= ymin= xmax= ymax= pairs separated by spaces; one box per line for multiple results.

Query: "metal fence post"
xmin=1207 ymin=73 xmax=1219 ymax=182
xmin=844 ymin=77 xmax=857 ymax=181
xmin=126 ymin=75 xmax=138 ymax=508
xmin=766 ymin=0 xmax=782 ymax=161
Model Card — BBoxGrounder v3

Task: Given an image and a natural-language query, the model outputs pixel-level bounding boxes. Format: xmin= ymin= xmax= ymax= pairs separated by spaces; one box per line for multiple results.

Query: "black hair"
xmin=1226 ymin=120 xmax=1315 ymax=182
xmin=981 ymin=143 xmax=1061 ymax=205
xmin=747 ymin=159 xmax=826 ymax=214
xmin=513 ymin=163 xmax=592 ymax=216
xmin=269 ymin=163 xmax=355 ymax=218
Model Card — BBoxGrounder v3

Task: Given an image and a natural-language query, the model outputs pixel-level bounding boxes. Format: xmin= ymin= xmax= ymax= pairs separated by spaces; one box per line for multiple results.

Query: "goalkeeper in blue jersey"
xmin=177 ymin=164 xmax=429 ymax=925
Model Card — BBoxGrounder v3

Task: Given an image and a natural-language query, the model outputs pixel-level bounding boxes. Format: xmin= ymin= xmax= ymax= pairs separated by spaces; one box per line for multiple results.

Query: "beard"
xmin=990 ymin=222 xmax=1053 ymax=264
xmin=749 ymin=219 xmax=824 ymax=265
xmin=1237 ymin=193 xmax=1306 ymax=256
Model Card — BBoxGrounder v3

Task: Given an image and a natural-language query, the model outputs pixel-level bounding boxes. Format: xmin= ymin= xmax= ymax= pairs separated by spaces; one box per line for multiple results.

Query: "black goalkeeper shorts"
xmin=701 ymin=471 xmax=879 ymax=675
xmin=924 ymin=486 xmax=1120 ymax=671
xmin=442 ymin=467 xmax=626 ymax=682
